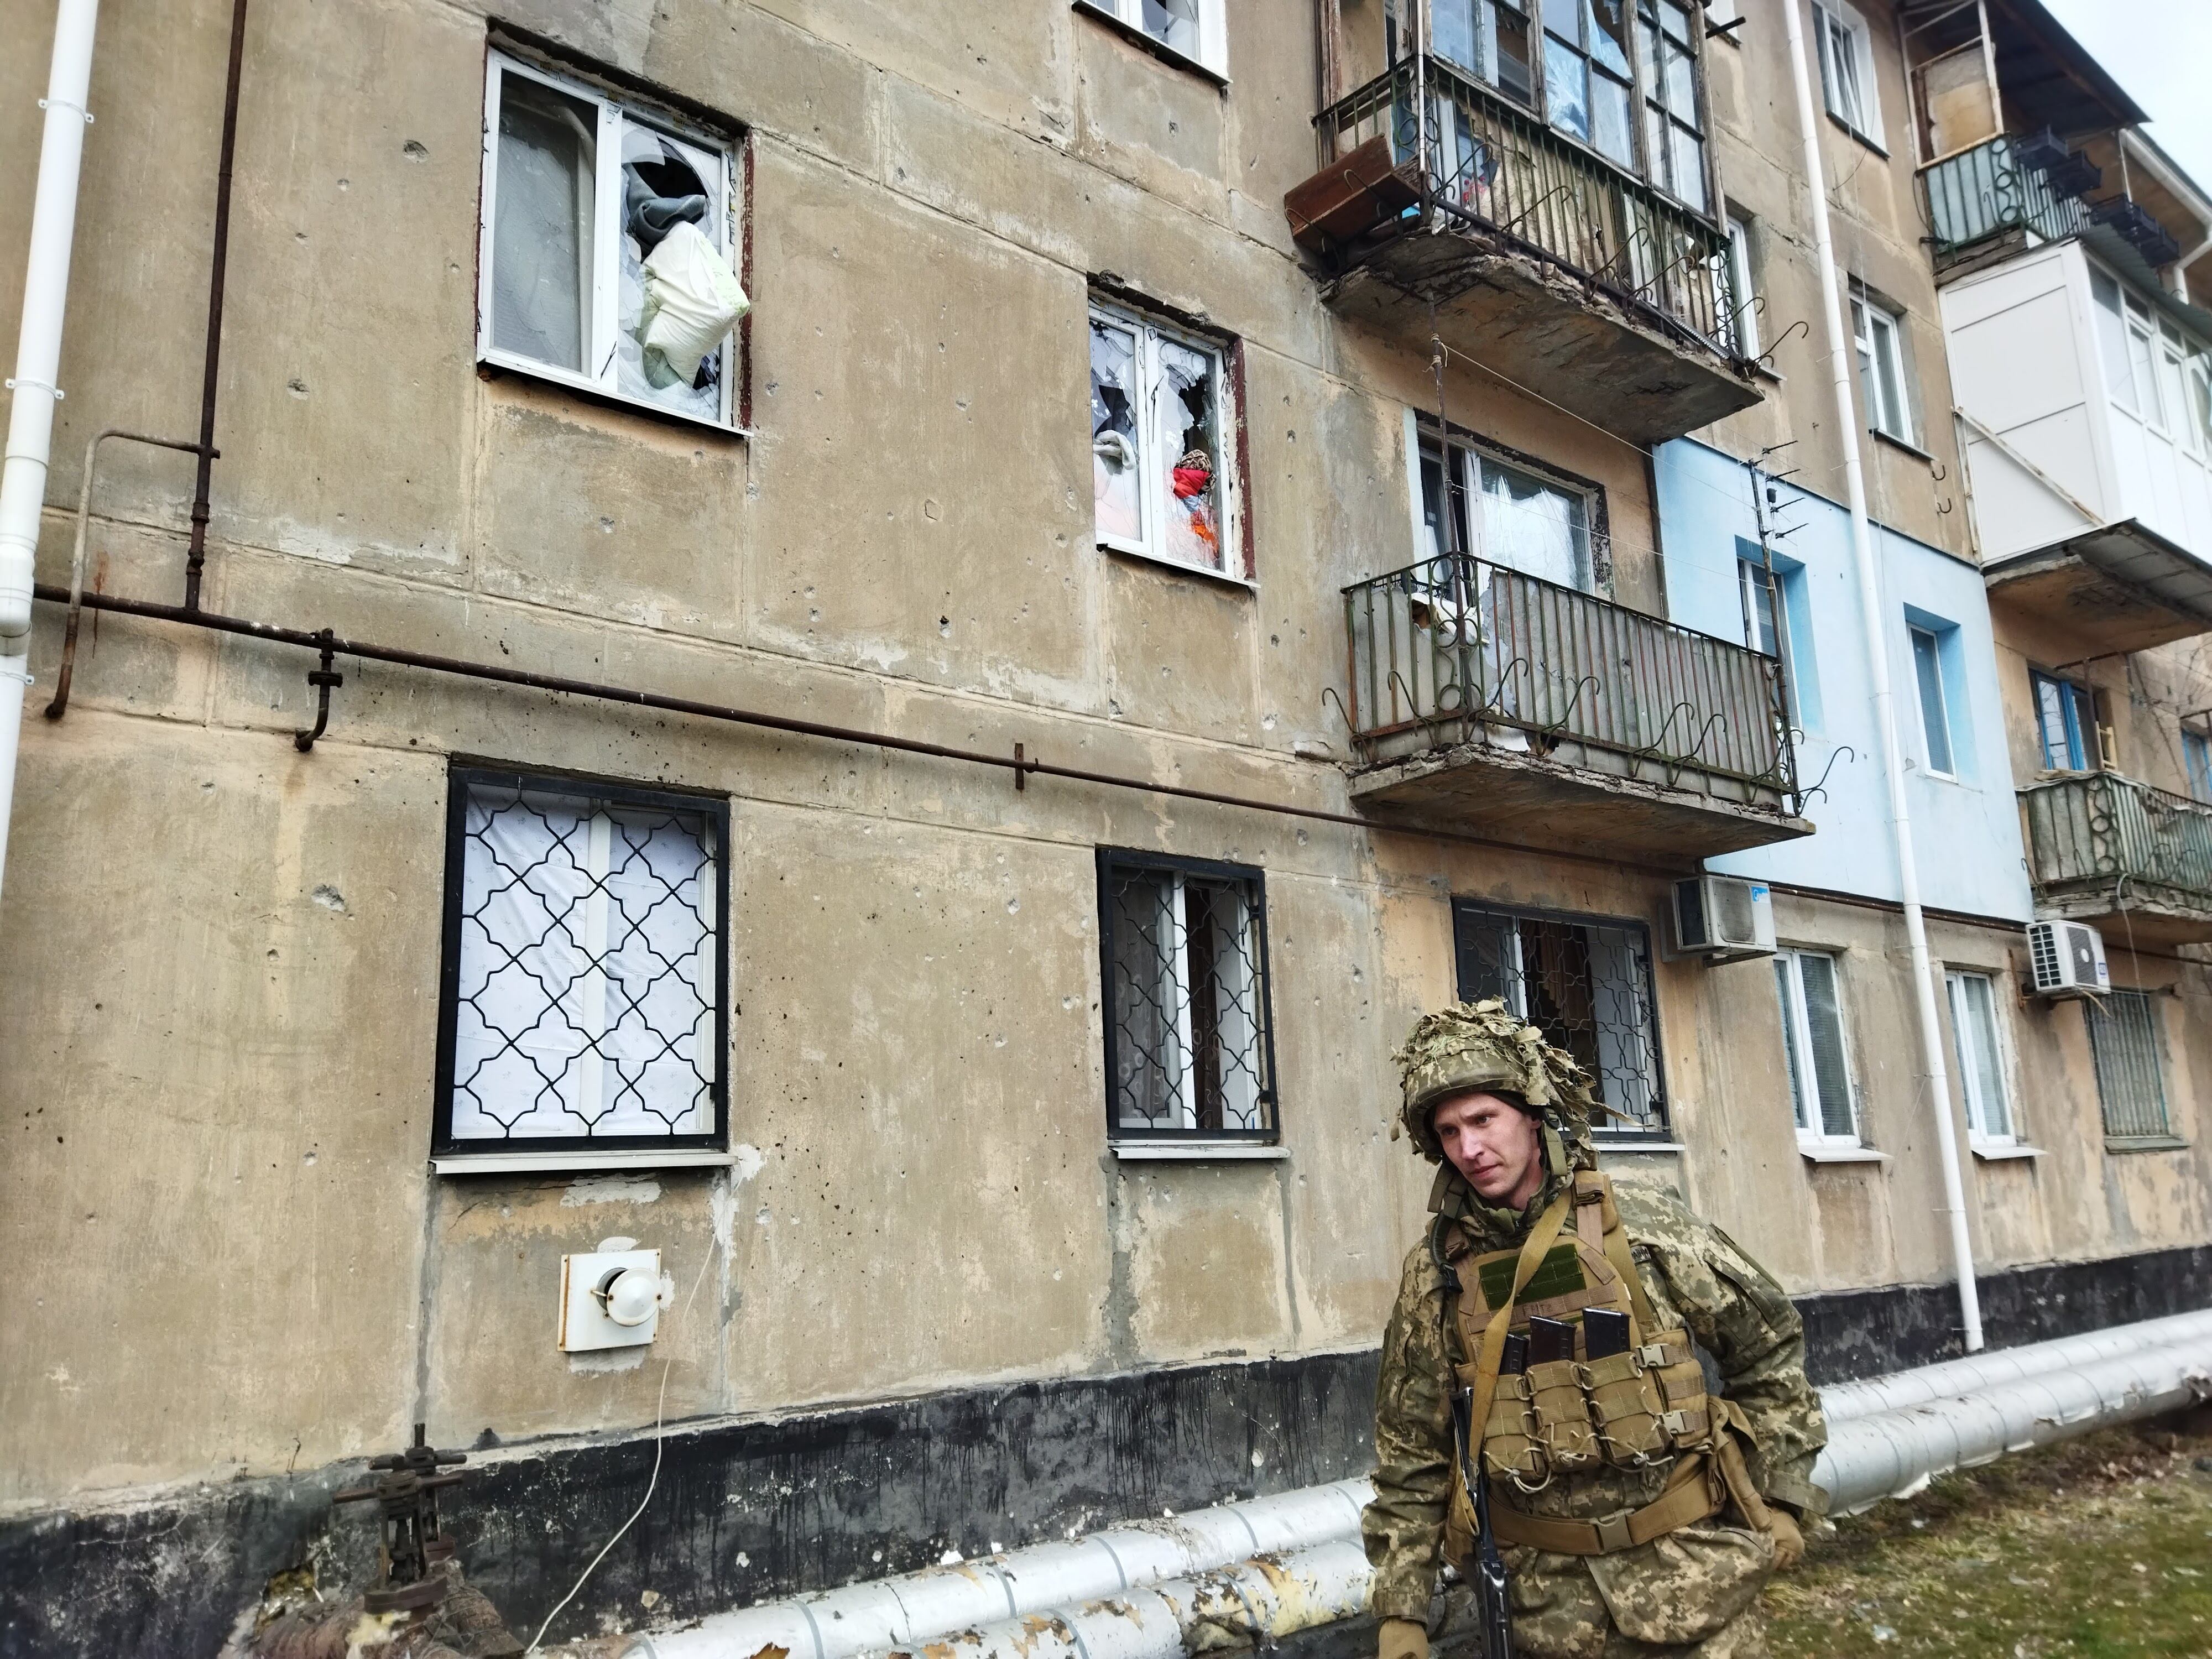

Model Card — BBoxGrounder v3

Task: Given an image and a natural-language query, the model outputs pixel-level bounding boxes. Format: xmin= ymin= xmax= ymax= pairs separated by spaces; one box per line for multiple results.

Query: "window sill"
xmin=1100 ymin=539 xmax=1254 ymax=592
xmin=1825 ymin=111 xmax=1888 ymax=158
xmin=1112 ymin=1140 xmax=1287 ymax=1162
xmin=1971 ymin=1142 xmax=2044 ymax=1161
xmin=1596 ymin=1140 xmax=1688 ymax=1154
xmin=1871 ymin=427 xmax=1936 ymax=463
xmin=1798 ymin=1144 xmax=1887 ymax=1164
xmin=1071 ymin=1 xmax=1230 ymax=87
xmin=477 ymin=352 xmax=750 ymax=441
xmin=432 ymin=1147 xmax=740 ymax=1176
xmin=2104 ymin=1135 xmax=2190 ymax=1155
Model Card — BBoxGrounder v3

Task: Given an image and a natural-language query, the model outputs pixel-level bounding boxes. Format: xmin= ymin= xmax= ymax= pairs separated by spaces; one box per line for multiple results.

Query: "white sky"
xmin=2038 ymin=0 xmax=2212 ymax=191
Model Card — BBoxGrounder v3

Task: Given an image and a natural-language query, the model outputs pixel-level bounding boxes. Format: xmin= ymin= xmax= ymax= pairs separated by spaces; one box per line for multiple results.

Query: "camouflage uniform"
xmin=1363 ymin=1004 xmax=1827 ymax=1659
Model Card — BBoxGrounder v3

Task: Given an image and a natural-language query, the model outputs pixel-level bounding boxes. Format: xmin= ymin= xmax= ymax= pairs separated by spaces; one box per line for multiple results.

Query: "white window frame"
xmin=1721 ymin=211 xmax=1759 ymax=358
xmin=1775 ymin=946 xmax=1861 ymax=1149
xmin=1090 ymin=296 xmax=1242 ymax=581
xmin=1415 ymin=421 xmax=1601 ymax=593
xmin=1945 ymin=969 xmax=2015 ymax=1147
xmin=478 ymin=50 xmax=740 ymax=432
xmin=1851 ymin=288 xmax=1912 ymax=442
xmin=1908 ymin=621 xmax=1957 ymax=779
xmin=1813 ymin=0 xmax=1883 ymax=146
xmin=1074 ymin=0 xmax=1228 ymax=78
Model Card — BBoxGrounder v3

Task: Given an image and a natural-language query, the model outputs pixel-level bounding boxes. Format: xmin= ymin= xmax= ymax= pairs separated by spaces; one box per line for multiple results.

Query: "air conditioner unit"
xmin=1672 ymin=875 xmax=1776 ymax=961
xmin=2028 ymin=920 xmax=2110 ymax=997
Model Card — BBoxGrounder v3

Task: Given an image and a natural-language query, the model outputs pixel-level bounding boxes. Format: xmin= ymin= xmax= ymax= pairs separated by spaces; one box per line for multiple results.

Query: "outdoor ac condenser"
xmin=1671 ymin=875 xmax=1776 ymax=962
xmin=2027 ymin=919 xmax=2110 ymax=997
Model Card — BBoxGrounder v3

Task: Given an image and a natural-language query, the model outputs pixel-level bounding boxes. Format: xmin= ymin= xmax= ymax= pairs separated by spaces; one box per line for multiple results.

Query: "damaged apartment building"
xmin=1 ymin=0 xmax=2209 ymax=1652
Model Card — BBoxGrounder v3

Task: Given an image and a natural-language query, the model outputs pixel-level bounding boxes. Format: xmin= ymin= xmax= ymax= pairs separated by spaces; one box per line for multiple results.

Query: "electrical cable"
xmin=526 ymin=1231 xmax=720 ymax=1653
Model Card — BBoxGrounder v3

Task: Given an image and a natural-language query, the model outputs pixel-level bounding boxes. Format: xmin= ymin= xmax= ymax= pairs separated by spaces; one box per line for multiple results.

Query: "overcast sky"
xmin=2039 ymin=0 xmax=2212 ymax=190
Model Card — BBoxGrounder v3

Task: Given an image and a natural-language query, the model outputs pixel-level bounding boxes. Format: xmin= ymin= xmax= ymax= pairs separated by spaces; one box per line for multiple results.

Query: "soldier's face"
xmin=1430 ymin=1091 xmax=1545 ymax=1209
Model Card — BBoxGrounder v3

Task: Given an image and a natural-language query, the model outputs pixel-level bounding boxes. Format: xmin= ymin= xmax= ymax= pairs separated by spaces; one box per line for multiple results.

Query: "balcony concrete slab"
xmin=1347 ymin=734 xmax=1813 ymax=863
xmin=2031 ymin=886 xmax=2212 ymax=950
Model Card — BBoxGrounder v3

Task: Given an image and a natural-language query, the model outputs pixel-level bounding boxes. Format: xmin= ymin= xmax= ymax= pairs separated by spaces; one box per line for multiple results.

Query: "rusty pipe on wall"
xmin=29 ymin=581 xmax=1704 ymax=880
xmin=45 ymin=427 xmax=211 ymax=719
xmin=182 ymin=0 xmax=248 ymax=613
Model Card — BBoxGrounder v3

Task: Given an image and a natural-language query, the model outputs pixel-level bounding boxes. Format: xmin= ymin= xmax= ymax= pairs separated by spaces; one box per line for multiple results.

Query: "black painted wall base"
xmin=6 ymin=1243 xmax=2209 ymax=1658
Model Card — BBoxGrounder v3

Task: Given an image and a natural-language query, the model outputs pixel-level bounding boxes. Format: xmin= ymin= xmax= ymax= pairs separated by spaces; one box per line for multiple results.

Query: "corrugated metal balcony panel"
xmin=1340 ymin=554 xmax=1811 ymax=862
xmin=1286 ymin=59 xmax=1761 ymax=447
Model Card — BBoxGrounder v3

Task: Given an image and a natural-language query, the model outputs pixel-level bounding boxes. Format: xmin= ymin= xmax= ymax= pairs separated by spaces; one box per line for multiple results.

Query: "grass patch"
xmin=1766 ymin=1416 xmax=2212 ymax=1658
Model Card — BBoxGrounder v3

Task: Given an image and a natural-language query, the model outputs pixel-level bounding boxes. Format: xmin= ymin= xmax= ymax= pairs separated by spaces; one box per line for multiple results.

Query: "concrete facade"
xmin=1 ymin=0 xmax=2206 ymax=1651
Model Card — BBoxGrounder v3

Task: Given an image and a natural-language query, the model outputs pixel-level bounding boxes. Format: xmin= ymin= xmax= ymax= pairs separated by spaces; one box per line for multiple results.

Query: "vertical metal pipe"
xmin=1783 ymin=0 xmax=1983 ymax=1351
xmin=182 ymin=0 xmax=249 ymax=612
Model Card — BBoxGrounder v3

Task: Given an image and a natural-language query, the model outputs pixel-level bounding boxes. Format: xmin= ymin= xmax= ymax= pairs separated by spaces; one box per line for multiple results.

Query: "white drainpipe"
xmin=602 ymin=1317 xmax=2212 ymax=1659
xmin=1778 ymin=0 xmax=1982 ymax=1352
xmin=0 ymin=0 xmax=101 ymax=909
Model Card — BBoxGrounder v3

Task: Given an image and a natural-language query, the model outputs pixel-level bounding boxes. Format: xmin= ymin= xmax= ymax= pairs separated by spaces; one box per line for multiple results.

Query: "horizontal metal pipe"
xmin=29 ymin=583 xmax=1702 ymax=877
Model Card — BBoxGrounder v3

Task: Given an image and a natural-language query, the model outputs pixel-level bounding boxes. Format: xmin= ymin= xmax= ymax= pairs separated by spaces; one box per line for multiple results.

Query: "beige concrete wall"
xmin=1 ymin=0 xmax=2204 ymax=1527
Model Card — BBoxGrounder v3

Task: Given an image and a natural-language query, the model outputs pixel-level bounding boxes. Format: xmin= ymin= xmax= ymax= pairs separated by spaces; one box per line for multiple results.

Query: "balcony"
xmin=1984 ymin=519 xmax=2212 ymax=658
xmin=1921 ymin=133 xmax=2095 ymax=266
xmin=1284 ymin=56 xmax=1760 ymax=445
xmin=1340 ymin=554 xmax=1811 ymax=861
xmin=2022 ymin=771 xmax=2212 ymax=947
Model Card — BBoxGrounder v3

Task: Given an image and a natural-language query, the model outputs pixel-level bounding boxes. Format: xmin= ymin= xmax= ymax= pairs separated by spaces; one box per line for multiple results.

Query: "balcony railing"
xmin=2023 ymin=771 xmax=2212 ymax=906
xmin=1314 ymin=55 xmax=1740 ymax=356
xmin=1921 ymin=134 xmax=2092 ymax=258
xmin=1342 ymin=552 xmax=1797 ymax=805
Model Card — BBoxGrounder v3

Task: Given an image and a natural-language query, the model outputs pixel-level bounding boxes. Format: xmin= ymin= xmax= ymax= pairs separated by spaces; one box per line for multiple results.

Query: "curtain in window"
xmin=493 ymin=76 xmax=598 ymax=372
xmin=1479 ymin=456 xmax=1590 ymax=589
xmin=452 ymin=784 xmax=714 ymax=1141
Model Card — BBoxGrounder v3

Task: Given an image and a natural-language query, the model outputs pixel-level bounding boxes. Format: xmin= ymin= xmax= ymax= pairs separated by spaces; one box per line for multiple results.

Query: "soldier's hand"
xmin=1767 ymin=1507 xmax=1806 ymax=1572
xmin=1377 ymin=1615 xmax=1429 ymax=1659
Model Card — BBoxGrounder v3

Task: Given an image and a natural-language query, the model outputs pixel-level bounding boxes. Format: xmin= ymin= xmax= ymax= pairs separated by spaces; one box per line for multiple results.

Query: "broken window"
xmin=1543 ymin=0 xmax=1635 ymax=168
xmin=481 ymin=50 xmax=746 ymax=428
xmin=435 ymin=768 xmax=728 ymax=1161
xmin=1636 ymin=0 xmax=1707 ymax=212
xmin=1417 ymin=426 xmax=1598 ymax=592
xmin=1453 ymin=900 xmax=1668 ymax=1138
xmin=1813 ymin=1 xmax=1883 ymax=146
xmin=1089 ymin=296 xmax=1238 ymax=576
xmin=1099 ymin=850 xmax=1277 ymax=1142
xmin=1077 ymin=0 xmax=1227 ymax=75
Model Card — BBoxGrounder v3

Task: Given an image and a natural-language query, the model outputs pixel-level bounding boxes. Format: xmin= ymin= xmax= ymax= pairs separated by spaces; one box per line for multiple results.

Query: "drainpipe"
xmin=0 ymin=0 xmax=101 ymax=911
xmin=1778 ymin=1 xmax=1983 ymax=1352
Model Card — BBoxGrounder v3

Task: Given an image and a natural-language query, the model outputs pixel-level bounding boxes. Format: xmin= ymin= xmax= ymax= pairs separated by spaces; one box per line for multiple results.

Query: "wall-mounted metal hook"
xmin=294 ymin=630 xmax=342 ymax=752
xmin=1319 ymin=684 xmax=1355 ymax=733
xmin=1756 ymin=317 xmax=1809 ymax=368
xmin=1800 ymin=743 xmax=1857 ymax=806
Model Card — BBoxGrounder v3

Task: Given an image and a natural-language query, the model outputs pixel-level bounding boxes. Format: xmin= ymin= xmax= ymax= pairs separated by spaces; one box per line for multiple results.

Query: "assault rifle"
xmin=1449 ymin=1331 xmax=1521 ymax=1659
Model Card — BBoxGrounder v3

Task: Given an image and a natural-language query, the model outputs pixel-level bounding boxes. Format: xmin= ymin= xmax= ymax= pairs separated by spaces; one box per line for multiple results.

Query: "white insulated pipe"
xmin=600 ymin=1316 xmax=2212 ymax=1659
xmin=0 ymin=0 xmax=101 ymax=910
xmin=616 ymin=1480 xmax=1370 ymax=1659
xmin=1778 ymin=0 xmax=1982 ymax=1352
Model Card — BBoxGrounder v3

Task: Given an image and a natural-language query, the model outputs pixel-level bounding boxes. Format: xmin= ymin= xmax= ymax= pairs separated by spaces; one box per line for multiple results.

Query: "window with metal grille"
xmin=1098 ymin=849 xmax=1277 ymax=1141
xmin=1452 ymin=900 xmax=1668 ymax=1139
xmin=2086 ymin=989 xmax=2172 ymax=1143
xmin=434 ymin=768 xmax=729 ymax=1158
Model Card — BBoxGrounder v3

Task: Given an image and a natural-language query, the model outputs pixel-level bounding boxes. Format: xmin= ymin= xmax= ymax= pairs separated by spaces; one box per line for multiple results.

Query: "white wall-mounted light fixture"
xmin=559 ymin=1237 xmax=671 ymax=1352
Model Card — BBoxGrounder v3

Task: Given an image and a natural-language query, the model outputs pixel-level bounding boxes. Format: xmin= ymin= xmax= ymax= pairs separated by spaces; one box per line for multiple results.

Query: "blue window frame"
xmin=2185 ymin=729 xmax=2212 ymax=802
xmin=2031 ymin=670 xmax=2095 ymax=772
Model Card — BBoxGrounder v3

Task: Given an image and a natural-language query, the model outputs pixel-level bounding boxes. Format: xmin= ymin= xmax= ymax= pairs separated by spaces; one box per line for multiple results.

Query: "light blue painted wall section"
xmin=1653 ymin=438 xmax=2032 ymax=922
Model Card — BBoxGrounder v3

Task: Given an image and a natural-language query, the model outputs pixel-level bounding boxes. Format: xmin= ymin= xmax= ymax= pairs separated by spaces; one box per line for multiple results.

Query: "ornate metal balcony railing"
xmin=1314 ymin=55 xmax=1741 ymax=357
xmin=1921 ymin=133 xmax=2093 ymax=258
xmin=1342 ymin=552 xmax=1798 ymax=805
xmin=2022 ymin=771 xmax=2212 ymax=905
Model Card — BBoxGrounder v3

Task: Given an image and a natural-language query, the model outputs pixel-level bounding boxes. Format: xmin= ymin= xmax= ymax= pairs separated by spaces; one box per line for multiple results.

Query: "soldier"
xmin=1364 ymin=1001 xmax=1827 ymax=1659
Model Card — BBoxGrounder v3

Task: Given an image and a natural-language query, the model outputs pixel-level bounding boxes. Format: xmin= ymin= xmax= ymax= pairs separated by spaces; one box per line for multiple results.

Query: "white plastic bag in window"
xmin=637 ymin=220 xmax=750 ymax=388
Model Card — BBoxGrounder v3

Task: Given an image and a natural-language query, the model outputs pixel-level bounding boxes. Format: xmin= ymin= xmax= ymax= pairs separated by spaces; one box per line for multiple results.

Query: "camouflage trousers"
xmin=1436 ymin=1532 xmax=1775 ymax=1659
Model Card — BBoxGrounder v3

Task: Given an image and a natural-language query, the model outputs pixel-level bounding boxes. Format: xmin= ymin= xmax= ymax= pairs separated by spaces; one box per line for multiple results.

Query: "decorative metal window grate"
xmin=1452 ymin=900 xmax=1668 ymax=1138
xmin=2086 ymin=988 xmax=2171 ymax=1142
xmin=434 ymin=769 xmax=729 ymax=1155
xmin=1098 ymin=849 xmax=1278 ymax=1140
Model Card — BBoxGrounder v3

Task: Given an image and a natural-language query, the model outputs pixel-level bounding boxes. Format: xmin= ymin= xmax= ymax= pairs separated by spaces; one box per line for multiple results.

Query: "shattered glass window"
xmin=492 ymin=75 xmax=597 ymax=372
xmin=1453 ymin=900 xmax=1667 ymax=1136
xmin=1140 ymin=0 xmax=1203 ymax=56
xmin=1090 ymin=298 xmax=1234 ymax=573
xmin=482 ymin=54 xmax=742 ymax=427
xmin=1092 ymin=316 xmax=1142 ymax=545
xmin=1103 ymin=852 xmax=1276 ymax=1139
xmin=440 ymin=772 xmax=726 ymax=1153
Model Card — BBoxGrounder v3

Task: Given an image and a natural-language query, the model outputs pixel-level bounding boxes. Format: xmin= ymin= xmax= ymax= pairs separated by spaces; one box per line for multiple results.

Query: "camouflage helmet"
xmin=1393 ymin=999 xmax=1601 ymax=1169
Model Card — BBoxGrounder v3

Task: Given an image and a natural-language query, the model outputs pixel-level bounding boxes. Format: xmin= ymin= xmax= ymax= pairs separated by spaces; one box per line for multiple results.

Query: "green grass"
xmin=1765 ymin=1418 xmax=2212 ymax=1658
